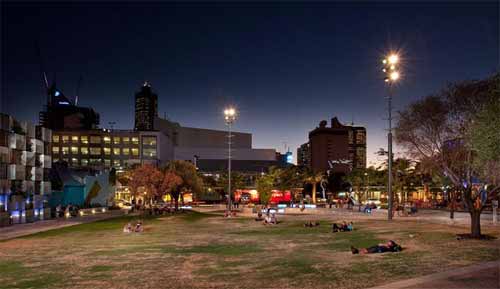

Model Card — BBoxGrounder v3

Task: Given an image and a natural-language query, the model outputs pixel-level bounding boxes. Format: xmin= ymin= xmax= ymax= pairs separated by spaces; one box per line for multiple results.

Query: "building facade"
xmin=0 ymin=113 xmax=52 ymax=226
xmin=306 ymin=117 xmax=366 ymax=173
xmin=297 ymin=142 xmax=310 ymax=168
xmin=39 ymin=83 xmax=100 ymax=130
xmin=154 ymin=117 xmax=279 ymax=173
xmin=51 ymin=129 xmax=172 ymax=170
xmin=134 ymin=81 xmax=158 ymax=131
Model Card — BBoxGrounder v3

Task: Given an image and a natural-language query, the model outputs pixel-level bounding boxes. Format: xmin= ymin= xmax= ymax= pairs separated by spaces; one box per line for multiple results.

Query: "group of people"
xmin=123 ymin=220 xmax=144 ymax=233
xmin=303 ymin=221 xmax=320 ymax=227
xmin=332 ymin=221 xmax=354 ymax=232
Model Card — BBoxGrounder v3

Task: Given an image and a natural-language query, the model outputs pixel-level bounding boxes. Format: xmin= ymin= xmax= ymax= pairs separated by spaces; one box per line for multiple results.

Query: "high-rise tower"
xmin=134 ymin=81 xmax=158 ymax=131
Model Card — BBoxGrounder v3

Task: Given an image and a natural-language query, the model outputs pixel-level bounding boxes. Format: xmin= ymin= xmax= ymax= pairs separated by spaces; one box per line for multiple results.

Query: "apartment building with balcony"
xmin=0 ymin=113 xmax=52 ymax=226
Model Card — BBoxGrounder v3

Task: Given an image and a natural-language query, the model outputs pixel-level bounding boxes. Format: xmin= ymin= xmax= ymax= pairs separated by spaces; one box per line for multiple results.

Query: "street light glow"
xmin=390 ymin=71 xmax=400 ymax=81
xmin=388 ymin=54 xmax=399 ymax=64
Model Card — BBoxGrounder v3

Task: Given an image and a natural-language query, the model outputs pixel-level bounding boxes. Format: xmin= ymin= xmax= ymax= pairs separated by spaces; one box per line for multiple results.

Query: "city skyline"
xmin=2 ymin=2 xmax=498 ymax=165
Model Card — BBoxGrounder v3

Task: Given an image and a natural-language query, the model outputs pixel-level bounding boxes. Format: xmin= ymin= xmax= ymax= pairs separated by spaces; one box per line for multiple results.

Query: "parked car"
xmin=117 ymin=200 xmax=132 ymax=210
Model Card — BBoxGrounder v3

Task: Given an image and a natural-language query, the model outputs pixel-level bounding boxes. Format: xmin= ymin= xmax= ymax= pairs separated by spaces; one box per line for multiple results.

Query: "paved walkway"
xmin=370 ymin=261 xmax=500 ymax=289
xmin=0 ymin=209 xmax=125 ymax=241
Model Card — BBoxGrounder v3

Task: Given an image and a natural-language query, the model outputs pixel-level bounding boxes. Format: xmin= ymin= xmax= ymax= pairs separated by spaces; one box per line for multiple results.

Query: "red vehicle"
xmin=269 ymin=190 xmax=292 ymax=204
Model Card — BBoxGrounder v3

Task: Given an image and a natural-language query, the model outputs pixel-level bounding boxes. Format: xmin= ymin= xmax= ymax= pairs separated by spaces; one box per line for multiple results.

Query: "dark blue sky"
xmin=2 ymin=2 xmax=498 ymax=165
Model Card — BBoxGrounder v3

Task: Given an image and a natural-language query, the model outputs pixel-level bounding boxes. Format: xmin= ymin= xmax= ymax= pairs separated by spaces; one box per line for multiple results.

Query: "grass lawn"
xmin=0 ymin=211 xmax=498 ymax=289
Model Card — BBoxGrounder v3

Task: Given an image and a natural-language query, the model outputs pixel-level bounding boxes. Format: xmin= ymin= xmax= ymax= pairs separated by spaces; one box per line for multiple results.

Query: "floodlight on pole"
xmin=223 ymin=106 xmax=237 ymax=216
xmin=381 ymin=52 xmax=401 ymax=221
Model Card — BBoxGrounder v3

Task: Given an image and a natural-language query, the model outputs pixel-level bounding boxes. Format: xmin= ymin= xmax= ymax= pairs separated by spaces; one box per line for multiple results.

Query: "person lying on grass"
xmin=304 ymin=221 xmax=320 ymax=227
xmin=350 ymin=240 xmax=402 ymax=254
xmin=332 ymin=221 xmax=353 ymax=232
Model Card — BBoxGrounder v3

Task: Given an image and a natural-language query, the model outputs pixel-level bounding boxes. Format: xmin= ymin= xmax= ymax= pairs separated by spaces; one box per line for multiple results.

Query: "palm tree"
xmin=304 ymin=170 xmax=324 ymax=204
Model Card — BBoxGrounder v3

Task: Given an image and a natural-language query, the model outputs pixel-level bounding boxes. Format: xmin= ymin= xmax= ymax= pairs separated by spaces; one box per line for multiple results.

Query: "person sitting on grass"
xmin=350 ymin=240 xmax=402 ymax=254
xmin=255 ymin=211 xmax=264 ymax=221
xmin=304 ymin=221 xmax=320 ymax=227
xmin=332 ymin=221 xmax=351 ymax=232
xmin=123 ymin=222 xmax=132 ymax=233
xmin=134 ymin=220 xmax=144 ymax=233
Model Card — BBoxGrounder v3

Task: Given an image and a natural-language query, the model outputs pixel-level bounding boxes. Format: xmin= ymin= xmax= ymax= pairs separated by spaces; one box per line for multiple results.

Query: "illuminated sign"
xmin=286 ymin=152 xmax=293 ymax=164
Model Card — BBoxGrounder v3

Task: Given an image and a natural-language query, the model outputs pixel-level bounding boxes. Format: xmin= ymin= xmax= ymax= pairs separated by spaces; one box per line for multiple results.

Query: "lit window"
xmin=113 ymin=148 xmax=121 ymax=155
xmin=113 ymin=160 xmax=121 ymax=167
xmin=71 ymin=147 xmax=79 ymax=154
xmin=122 ymin=148 xmax=129 ymax=155
xmin=62 ymin=136 xmax=69 ymax=143
xmin=104 ymin=159 xmax=111 ymax=166
xmin=142 ymin=148 xmax=157 ymax=158
xmin=62 ymin=147 xmax=69 ymax=155
xmin=131 ymin=137 xmax=139 ymax=144
xmin=103 ymin=147 xmax=111 ymax=155
xmin=81 ymin=159 xmax=88 ymax=166
xmin=113 ymin=137 xmax=121 ymax=144
xmin=103 ymin=136 xmax=111 ymax=144
xmin=53 ymin=158 xmax=59 ymax=162
xmin=142 ymin=136 xmax=157 ymax=146
xmin=52 ymin=135 xmax=60 ymax=143
xmin=81 ymin=136 xmax=88 ymax=144
xmin=71 ymin=158 xmax=78 ymax=165
xmin=90 ymin=136 xmax=101 ymax=144
xmin=90 ymin=158 xmax=101 ymax=165
xmin=122 ymin=137 xmax=130 ymax=144
xmin=52 ymin=147 xmax=60 ymax=154
xmin=131 ymin=148 xmax=139 ymax=156
xmin=62 ymin=158 xmax=69 ymax=163
xmin=71 ymin=136 xmax=79 ymax=142
xmin=80 ymin=147 xmax=88 ymax=155
xmin=90 ymin=147 xmax=101 ymax=155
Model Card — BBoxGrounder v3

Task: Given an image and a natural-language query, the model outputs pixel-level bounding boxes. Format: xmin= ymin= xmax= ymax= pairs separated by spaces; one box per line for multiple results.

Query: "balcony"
xmin=30 ymin=167 xmax=43 ymax=181
xmin=9 ymin=134 xmax=26 ymax=150
xmin=22 ymin=151 xmax=35 ymax=167
xmin=8 ymin=164 xmax=25 ymax=181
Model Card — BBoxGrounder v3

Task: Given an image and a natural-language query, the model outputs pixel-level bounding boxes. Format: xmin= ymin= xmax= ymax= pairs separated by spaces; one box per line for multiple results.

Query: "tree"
xmin=395 ymin=73 xmax=499 ymax=238
xmin=161 ymin=171 xmax=183 ymax=203
xmin=256 ymin=173 xmax=274 ymax=205
xmin=167 ymin=160 xmax=203 ymax=210
xmin=304 ymin=170 xmax=324 ymax=204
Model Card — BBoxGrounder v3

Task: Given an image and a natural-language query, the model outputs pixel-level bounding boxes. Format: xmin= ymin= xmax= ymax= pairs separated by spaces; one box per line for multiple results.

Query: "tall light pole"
xmin=224 ymin=107 xmax=237 ymax=215
xmin=382 ymin=53 xmax=400 ymax=220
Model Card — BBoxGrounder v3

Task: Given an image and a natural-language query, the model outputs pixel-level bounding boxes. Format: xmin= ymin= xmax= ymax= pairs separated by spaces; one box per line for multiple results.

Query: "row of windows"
xmin=52 ymin=135 xmax=142 ymax=145
xmin=54 ymin=158 xmax=124 ymax=167
xmin=52 ymin=146 xmax=140 ymax=156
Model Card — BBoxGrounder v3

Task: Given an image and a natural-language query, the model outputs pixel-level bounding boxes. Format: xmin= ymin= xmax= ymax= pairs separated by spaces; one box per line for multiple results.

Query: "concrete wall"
xmin=177 ymin=126 xmax=252 ymax=149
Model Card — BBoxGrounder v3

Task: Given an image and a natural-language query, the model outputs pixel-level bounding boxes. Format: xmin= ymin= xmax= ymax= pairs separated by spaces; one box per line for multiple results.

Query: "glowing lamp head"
xmin=223 ymin=106 xmax=237 ymax=123
xmin=388 ymin=54 xmax=399 ymax=64
xmin=390 ymin=71 xmax=400 ymax=81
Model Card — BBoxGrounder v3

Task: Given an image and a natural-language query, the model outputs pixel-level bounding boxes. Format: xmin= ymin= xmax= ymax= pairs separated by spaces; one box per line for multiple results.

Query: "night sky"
xmin=2 ymin=2 xmax=498 ymax=165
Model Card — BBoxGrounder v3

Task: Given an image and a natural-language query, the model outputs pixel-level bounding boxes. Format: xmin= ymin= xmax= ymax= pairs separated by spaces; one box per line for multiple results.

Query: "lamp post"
xmin=224 ymin=107 xmax=237 ymax=215
xmin=382 ymin=53 xmax=400 ymax=220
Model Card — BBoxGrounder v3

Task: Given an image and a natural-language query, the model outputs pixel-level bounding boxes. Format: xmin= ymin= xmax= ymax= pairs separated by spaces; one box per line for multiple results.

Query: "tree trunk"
xmin=470 ymin=209 xmax=482 ymax=238
xmin=312 ymin=183 xmax=317 ymax=204
xmin=450 ymin=207 xmax=454 ymax=219
xmin=174 ymin=195 xmax=179 ymax=211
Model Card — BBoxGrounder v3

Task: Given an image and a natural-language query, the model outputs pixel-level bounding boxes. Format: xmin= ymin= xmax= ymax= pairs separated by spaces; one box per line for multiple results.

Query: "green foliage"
xmin=256 ymin=173 xmax=274 ymax=204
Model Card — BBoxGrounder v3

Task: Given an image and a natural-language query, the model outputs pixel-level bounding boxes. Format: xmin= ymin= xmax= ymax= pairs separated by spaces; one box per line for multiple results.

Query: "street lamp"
xmin=224 ymin=106 xmax=237 ymax=216
xmin=382 ymin=53 xmax=400 ymax=220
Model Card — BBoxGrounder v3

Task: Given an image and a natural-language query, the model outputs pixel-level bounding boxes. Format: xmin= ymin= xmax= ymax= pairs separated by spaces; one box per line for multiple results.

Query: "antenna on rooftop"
xmin=35 ymin=40 xmax=49 ymax=105
xmin=75 ymin=75 xmax=83 ymax=106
